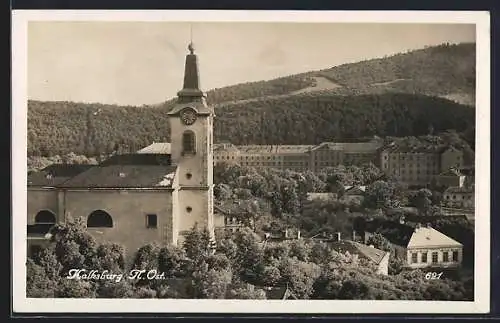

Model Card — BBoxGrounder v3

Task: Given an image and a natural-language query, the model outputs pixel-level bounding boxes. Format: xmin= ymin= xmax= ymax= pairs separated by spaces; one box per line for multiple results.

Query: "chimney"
xmin=352 ymin=230 xmax=356 ymax=241
xmin=336 ymin=232 xmax=341 ymax=241
xmin=284 ymin=229 xmax=289 ymax=239
xmin=297 ymin=230 xmax=301 ymax=240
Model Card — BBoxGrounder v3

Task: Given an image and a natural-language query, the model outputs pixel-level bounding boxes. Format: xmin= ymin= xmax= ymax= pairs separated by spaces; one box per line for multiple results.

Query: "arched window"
xmin=87 ymin=210 xmax=113 ymax=228
xmin=35 ymin=210 xmax=56 ymax=224
xmin=182 ymin=130 xmax=196 ymax=155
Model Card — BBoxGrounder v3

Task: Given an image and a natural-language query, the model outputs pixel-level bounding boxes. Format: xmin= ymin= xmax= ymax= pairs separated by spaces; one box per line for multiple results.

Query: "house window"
xmin=452 ymin=251 xmax=459 ymax=262
xmin=87 ymin=210 xmax=113 ymax=228
xmin=432 ymin=252 xmax=438 ymax=263
xmin=443 ymin=251 xmax=449 ymax=262
xmin=182 ymin=130 xmax=196 ymax=155
xmin=421 ymin=252 xmax=428 ymax=263
xmin=411 ymin=253 xmax=418 ymax=263
xmin=146 ymin=214 xmax=157 ymax=229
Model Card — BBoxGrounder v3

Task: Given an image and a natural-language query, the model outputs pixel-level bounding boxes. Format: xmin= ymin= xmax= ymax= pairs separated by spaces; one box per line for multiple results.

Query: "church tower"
xmin=167 ymin=42 xmax=215 ymax=243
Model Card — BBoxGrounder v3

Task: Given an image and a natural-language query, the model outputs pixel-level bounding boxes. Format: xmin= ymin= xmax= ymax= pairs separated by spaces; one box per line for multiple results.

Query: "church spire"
xmin=177 ymin=42 xmax=205 ymax=103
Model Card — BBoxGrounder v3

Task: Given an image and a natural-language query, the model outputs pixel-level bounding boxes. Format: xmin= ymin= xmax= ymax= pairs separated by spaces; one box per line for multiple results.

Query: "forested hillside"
xmin=27 ymin=42 xmax=476 ymax=157
xmin=28 ymin=93 xmax=474 ymax=157
xmin=202 ymin=42 xmax=475 ymax=106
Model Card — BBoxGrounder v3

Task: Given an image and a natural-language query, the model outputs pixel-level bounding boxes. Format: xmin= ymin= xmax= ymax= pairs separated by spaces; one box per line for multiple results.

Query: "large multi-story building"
xmin=213 ymin=138 xmax=468 ymax=188
xmin=379 ymin=143 xmax=464 ymax=186
xmin=213 ymin=137 xmax=384 ymax=173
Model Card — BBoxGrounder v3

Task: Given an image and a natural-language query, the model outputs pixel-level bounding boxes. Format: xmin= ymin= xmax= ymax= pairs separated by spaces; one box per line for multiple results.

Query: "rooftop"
xmin=312 ymin=141 xmax=382 ymax=152
xmin=329 ymin=240 xmax=388 ymax=265
xmin=439 ymin=168 xmax=464 ymax=177
xmin=137 ymin=142 xmax=171 ymax=155
xmin=60 ymin=165 xmax=177 ymax=188
xmin=100 ymin=153 xmax=172 ymax=166
xmin=236 ymin=145 xmax=313 ymax=155
xmin=28 ymin=164 xmax=95 ymax=187
xmin=407 ymin=226 xmax=462 ymax=249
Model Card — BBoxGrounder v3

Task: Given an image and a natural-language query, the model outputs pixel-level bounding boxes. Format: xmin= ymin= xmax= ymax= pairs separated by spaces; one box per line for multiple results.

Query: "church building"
xmin=27 ymin=43 xmax=215 ymax=258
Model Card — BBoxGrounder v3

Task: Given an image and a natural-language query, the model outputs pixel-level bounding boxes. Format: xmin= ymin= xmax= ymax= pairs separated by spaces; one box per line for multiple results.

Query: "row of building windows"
xmin=444 ymin=194 xmax=473 ymax=200
xmin=385 ymin=155 xmax=441 ymax=161
xmin=33 ymin=208 xmax=192 ymax=230
xmin=411 ymin=250 xmax=459 ymax=264
xmin=239 ymin=161 xmax=308 ymax=166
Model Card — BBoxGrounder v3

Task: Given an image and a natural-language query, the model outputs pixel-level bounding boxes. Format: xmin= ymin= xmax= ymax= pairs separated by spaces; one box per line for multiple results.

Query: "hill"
xmin=28 ymin=93 xmax=475 ymax=157
xmin=201 ymin=42 xmax=475 ymax=107
xmin=27 ymin=42 xmax=476 ymax=157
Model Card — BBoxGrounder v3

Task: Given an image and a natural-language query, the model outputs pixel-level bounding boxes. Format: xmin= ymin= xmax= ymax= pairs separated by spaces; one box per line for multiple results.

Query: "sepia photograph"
xmin=12 ymin=10 xmax=490 ymax=313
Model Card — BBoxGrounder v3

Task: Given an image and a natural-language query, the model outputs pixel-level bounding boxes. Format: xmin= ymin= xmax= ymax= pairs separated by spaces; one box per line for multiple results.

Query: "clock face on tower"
xmin=180 ymin=107 xmax=197 ymax=125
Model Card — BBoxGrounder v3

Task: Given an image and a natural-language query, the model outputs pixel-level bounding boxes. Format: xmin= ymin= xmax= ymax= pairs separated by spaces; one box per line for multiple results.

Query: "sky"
xmin=28 ymin=22 xmax=476 ymax=106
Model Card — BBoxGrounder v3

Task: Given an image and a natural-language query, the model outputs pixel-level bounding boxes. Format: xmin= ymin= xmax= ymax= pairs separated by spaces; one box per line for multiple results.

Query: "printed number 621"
xmin=425 ymin=272 xmax=443 ymax=280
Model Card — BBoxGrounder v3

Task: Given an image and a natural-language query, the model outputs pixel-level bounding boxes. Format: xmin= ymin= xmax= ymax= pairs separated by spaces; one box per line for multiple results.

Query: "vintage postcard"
xmin=12 ymin=10 xmax=490 ymax=313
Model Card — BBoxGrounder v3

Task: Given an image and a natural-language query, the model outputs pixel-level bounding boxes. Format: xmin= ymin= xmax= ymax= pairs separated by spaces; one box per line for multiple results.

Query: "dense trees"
xmin=27 ymin=205 xmax=473 ymax=300
xmin=27 ymin=43 xmax=475 ymax=157
xmin=28 ymin=93 xmax=474 ymax=157
xmin=315 ymin=43 xmax=475 ymax=105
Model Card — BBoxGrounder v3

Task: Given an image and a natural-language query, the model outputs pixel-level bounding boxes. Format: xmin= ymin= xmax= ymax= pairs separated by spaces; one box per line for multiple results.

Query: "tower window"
xmin=182 ymin=130 xmax=196 ymax=155
xmin=146 ymin=214 xmax=157 ymax=229
xmin=186 ymin=206 xmax=193 ymax=213
xmin=186 ymin=173 xmax=192 ymax=179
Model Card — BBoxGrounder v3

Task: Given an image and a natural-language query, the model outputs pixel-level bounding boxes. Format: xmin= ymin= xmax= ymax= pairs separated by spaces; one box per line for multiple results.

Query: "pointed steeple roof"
xmin=177 ymin=42 xmax=206 ymax=102
xmin=168 ymin=42 xmax=213 ymax=116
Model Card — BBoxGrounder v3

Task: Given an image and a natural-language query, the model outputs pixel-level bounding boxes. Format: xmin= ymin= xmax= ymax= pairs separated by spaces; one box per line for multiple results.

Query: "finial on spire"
xmin=188 ymin=23 xmax=195 ymax=54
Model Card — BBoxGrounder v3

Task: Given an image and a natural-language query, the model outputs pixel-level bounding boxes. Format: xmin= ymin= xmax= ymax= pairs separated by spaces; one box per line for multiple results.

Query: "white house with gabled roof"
xmin=405 ymin=225 xmax=463 ymax=269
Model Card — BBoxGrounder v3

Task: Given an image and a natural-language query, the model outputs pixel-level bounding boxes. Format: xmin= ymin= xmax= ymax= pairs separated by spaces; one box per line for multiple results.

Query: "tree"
xmin=287 ymin=239 xmax=311 ymax=262
xmin=183 ymin=225 xmax=214 ymax=266
xmin=257 ymin=265 xmax=281 ymax=286
xmin=413 ymin=188 xmax=433 ymax=215
xmin=366 ymin=233 xmax=393 ymax=253
xmin=338 ymin=278 xmax=372 ymax=300
xmin=26 ymin=259 xmax=57 ymax=298
xmin=214 ymin=183 xmax=232 ymax=201
xmin=231 ymin=228 xmax=264 ymax=281
xmin=363 ymin=180 xmax=399 ymax=209
xmin=192 ymin=262 xmax=233 ymax=299
xmin=226 ymin=284 xmax=267 ymax=299
xmin=279 ymin=258 xmax=321 ymax=299
xmin=158 ymin=245 xmax=188 ymax=278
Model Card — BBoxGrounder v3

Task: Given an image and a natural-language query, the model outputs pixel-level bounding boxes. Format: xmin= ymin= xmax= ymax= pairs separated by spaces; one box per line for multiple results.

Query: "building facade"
xmin=442 ymin=186 xmax=475 ymax=209
xmin=212 ymin=137 xmax=384 ymax=173
xmin=405 ymin=226 xmax=463 ymax=269
xmin=27 ymin=43 xmax=215 ymax=259
xmin=380 ymin=144 xmax=465 ymax=186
